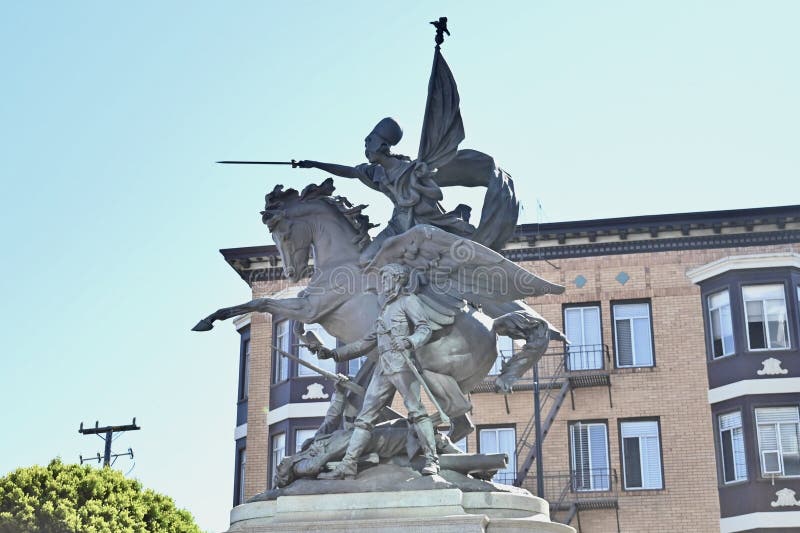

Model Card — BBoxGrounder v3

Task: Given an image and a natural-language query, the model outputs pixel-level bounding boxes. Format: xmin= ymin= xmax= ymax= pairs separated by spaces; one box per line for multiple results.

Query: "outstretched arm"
xmin=297 ymin=160 xmax=363 ymax=180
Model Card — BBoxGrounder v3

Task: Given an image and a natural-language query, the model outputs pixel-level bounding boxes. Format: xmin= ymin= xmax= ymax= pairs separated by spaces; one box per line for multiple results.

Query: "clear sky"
xmin=0 ymin=1 xmax=797 ymax=531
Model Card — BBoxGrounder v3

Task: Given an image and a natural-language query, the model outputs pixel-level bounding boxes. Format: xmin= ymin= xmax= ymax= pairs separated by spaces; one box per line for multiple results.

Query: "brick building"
xmin=222 ymin=204 xmax=800 ymax=532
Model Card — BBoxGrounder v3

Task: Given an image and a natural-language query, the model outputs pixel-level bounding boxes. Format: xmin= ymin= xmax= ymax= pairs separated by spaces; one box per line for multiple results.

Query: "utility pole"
xmin=78 ymin=418 xmax=140 ymax=467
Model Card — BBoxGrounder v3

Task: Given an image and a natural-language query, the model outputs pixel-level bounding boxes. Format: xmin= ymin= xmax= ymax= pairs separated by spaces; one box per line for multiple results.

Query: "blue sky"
xmin=0 ymin=2 xmax=797 ymax=531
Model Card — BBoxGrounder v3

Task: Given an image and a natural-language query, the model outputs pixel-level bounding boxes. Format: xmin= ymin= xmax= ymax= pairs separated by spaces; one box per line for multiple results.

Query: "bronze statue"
xmin=316 ymin=263 xmax=443 ymax=479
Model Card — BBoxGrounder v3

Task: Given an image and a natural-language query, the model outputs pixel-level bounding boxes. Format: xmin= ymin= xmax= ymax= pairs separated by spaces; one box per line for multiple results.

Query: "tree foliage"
xmin=0 ymin=459 xmax=202 ymax=533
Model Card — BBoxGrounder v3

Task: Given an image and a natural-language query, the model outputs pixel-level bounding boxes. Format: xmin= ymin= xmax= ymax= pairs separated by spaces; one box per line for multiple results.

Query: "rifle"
xmin=273 ymin=345 xmax=365 ymax=397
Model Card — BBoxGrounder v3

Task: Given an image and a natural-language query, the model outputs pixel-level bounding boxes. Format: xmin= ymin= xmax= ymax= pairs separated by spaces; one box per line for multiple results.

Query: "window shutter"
xmin=719 ymin=412 xmax=742 ymax=431
xmin=732 ymin=427 xmax=747 ymax=480
xmin=614 ymin=303 xmax=648 ymax=319
xmin=584 ymin=308 xmax=602 ymax=345
xmin=616 ymin=320 xmax=634 ymax=366
xmin=633 ymin=317 xmax=653 ymax=365
xmin=643 ymin=435 xmax=663 ymax=488
xmin=565 ymin=308 xmax=583 ymax=344
xmin=571 ymin=424 xmax=590 ymax=490
xmin=589 ymin=424 xmax=609 ymax=489
xmin=756 ymin=407 xmax=800 ymax=425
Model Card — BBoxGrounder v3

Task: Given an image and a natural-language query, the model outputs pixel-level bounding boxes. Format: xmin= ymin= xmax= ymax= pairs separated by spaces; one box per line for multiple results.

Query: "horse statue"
xmin=193 ymin=178 xmax=565 ymax=442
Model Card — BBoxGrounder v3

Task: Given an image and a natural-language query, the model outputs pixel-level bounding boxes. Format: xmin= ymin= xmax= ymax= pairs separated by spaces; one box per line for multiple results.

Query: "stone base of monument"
xmin=226 ymin=465 xmax=574 ymax=533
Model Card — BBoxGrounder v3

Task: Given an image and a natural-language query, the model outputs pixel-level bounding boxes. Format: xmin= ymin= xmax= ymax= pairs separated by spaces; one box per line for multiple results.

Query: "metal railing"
xmin=564 ymin=344 xmax=610 ymax=372
xmin=543 ymin=468 xmax=619 ymax=512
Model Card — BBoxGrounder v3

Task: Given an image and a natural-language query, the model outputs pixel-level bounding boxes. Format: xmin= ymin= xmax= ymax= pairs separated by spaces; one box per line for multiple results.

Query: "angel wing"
xmin=417 ymin=48 xmax=465 ymax=170
xmin=366 ymin=225 xmax=565 ymax=307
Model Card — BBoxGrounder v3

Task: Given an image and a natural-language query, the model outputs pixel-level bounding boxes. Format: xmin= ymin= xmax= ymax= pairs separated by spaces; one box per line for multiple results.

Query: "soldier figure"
xmin=315 ymin=263 xmax=440 ymax=479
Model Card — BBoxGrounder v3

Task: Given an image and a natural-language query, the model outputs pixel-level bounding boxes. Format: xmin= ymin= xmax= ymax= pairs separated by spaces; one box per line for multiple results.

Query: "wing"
xmin=366 ymin=225 xmax=565 ymax=306
xmin=417 ymin=48 xmax=465 ymax=170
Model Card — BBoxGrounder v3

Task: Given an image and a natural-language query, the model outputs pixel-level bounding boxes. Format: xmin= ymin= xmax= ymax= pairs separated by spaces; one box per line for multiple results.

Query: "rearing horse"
xmin=193 ymin=180 xmax=505 ymax=439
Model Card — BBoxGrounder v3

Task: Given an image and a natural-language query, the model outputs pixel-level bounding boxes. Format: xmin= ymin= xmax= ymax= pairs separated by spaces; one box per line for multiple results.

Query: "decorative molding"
xmin=234 ymin=423 xmax=247 ymax=441
xmin=771 ymin=488 xmax=800 ymax=508
xmin=720 ymin=511 xmax=800 ymax=532
xmin=266 ymin=401 xmax=331 ymax=425
xmin=268 ymin=285 xmax=307 ymax=299
xmin=233 ymin=313 xmax=251 ymax=330
xmin=505 ymin=231 xmax=800 ymax=264
xmin=708 ymin=377 xmax=800 ymax=404
xmin=301 ymin=383 xmax=329 ymax=400
xmin=687 ymin=252 xmax=800 ymax=284
xmin=757 ymin=358 xmax=789 ymax=376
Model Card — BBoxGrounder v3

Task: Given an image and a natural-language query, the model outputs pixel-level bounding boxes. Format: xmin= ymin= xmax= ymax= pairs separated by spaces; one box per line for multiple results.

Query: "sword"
xmin=273 ymin=345 xmax=365 ymax=396
xmin=395 ymin=347 xmax=450 ymax=426
xmin=217 ymin=160 xmax=300 ymax=167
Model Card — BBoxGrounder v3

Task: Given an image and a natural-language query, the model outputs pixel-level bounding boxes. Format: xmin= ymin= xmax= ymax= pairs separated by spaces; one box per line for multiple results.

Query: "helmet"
xmin=370 ymin=117 xmax=403 ymax=146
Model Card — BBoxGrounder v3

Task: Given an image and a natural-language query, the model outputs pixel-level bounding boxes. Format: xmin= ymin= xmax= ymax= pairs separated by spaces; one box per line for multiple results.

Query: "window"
xmin=298 ymin=324 xmax=336 ymax=376
xmin=743 ymin=285 xmax=790 ymax=350
xmin=243 ymin=339 xmax=250 ymax=399
xmin=269 ymin=433 xmax=286 ymax=488
xmin=490 ymin=336 xmax=514 ymax=375
xmin=570 ymin=422 xmax=610 ymax=491
xmin=719 ymin=411 xmax=746 ymax=483
xmin=621 ymin=420 xmax=663 ymax=490
xmin=564 ymin=306 xmax=603 ymax=370
xmin=613 ymin=303 xmax=653 ymax=367
xmin=479 ymin=427 xmax=516 ymax=484
xmin=349 ymin=355 xmax=367 ymax=376
xmin=755 ymin=407 xmax=800 ymax=477
xmin=708 ymin=291 xmax=734 ymax=358
xmin=295 ymin=428 xmax=316 ymax=453
xmin=238 ymin=448 xmax=246 ymax=505
xmin=273 ymin=320 xmax=291 ymax=383
xmin=439 ymin=427 xmax=467 ymax=452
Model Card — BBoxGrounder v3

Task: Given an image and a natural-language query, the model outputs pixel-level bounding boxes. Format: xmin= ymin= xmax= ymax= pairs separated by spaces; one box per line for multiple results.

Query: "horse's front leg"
xmin=191 ymin=296 xmax=318 ymax=331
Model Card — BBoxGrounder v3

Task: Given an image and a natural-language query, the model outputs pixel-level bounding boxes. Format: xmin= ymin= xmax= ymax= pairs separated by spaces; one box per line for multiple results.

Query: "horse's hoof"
xmin=192 ymin=319 xmax=214 ymax=332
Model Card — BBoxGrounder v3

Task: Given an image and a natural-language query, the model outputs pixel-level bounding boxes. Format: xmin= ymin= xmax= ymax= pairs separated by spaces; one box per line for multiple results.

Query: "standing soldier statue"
xmin=315 ymin=263 xmax=442 ymax=479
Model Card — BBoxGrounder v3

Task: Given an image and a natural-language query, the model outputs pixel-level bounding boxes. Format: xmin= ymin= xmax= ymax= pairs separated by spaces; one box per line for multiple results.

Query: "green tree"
xmin=0 ymin=459 xmax=202 ymax=533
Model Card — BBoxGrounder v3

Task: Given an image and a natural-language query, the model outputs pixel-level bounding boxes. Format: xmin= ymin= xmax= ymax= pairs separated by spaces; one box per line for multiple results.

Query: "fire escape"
xmin=476 ymin=344 xmax=620 ymax=531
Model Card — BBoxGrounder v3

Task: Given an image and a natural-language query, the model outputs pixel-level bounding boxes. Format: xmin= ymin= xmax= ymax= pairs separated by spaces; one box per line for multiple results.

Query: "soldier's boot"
xmin=317 ymin=427 xmax=371 ymax=480
xmin=414 ymin=416 xmax=440 ymax=476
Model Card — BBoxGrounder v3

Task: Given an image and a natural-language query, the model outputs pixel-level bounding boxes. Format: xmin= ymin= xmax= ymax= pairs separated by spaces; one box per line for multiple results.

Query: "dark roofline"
xmin=221 ymin=204 xmax=800 ymax=260
xmin=513 ymin=204 xmax=799 ymax=240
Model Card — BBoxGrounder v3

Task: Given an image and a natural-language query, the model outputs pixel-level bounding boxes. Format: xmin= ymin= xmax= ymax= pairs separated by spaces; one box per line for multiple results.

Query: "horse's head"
xmin=261 ymin=178 xmax=374 ymax=282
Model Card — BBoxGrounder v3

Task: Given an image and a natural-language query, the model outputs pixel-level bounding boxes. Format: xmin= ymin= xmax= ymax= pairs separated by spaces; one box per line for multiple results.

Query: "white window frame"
xmin=755 ymin=406 xmax=800 ymax=478
xmin=269 ymin=433 xmax=286 ymax=489
xmin=613 ymin=302 xmax=654 ymax=368
xmin=490 ymin=336 xmax=514 ymax=376
xmin=238 ymin=448 xmax=246 ymax=504
xmin=273 ymin=320 xmax=291 ymax=383
xmin=718 ymin=411 xmax=747 ymax=484
xmin=242 ymin=338 xmax=251 ymax=400
xmin=707 ymin=290 xmax=735 ymax=358
xmin=348 ymin=355 xmax=367 ymax=377
xmin=295 ymin=428 xmax=317 ymax=453
xmin=742 ymin=284 xmax=790 ymax=351
xmin=479 ymin=427 xmax=516 ymax=485
xmin=570 ymin=422 xmax=610 ymax=491
xmin=297 ymin=323 xmax=336 ymax=377
xmin=564 ymin=305 xmax=603 ymax=371
xmin=620 ymin=420 xmax=663 ymax=490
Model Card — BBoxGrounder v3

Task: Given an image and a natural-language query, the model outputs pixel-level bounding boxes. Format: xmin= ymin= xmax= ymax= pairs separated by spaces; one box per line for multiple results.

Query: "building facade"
xmin=222 ymin=204 xmax=800 ymax=532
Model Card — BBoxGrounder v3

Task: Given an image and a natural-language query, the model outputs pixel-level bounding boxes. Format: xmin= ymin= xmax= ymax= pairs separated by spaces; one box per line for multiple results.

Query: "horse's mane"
xmin=261 ymin=177 xmax=377 ymax=250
